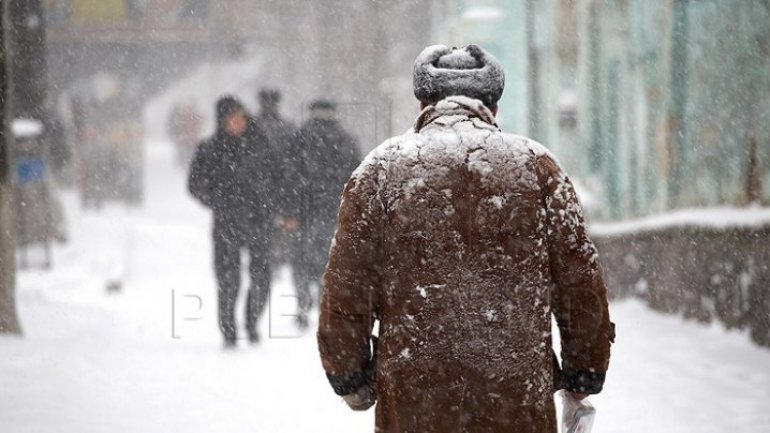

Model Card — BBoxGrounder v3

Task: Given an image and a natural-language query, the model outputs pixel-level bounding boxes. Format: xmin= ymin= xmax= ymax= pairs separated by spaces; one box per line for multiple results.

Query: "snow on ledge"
xmin=12 ymin=118 xmax=44 ymax=138
xmin=461 ymin=7 xmax=504 ymax=22
xmin=590 ymin=206 xmax=770 ymax=237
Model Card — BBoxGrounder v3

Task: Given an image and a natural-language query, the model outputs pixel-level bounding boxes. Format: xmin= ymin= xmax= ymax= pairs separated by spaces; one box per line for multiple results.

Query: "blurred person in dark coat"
xmin=249 ymin=88 xmax=300 ymax=239
xmin=248 ymin=88 xmax=314 ymax=328
xmin=293 ymin=100 xmax=361 ymax=328
xmin=188 ymin=96 xmax=275 ymax=348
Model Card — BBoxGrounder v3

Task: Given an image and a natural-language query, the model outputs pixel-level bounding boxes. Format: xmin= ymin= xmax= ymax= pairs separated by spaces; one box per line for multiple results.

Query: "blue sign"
xmin=15 ymin=158 xmax=45 ymax=184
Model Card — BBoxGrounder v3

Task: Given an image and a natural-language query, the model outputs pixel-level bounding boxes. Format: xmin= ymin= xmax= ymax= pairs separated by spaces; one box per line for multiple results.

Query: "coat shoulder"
xmin=497 ymin=133 xmax=567 ymax=177
xmin=190 ymin=137 xmax=215 ymax=167
xmin=196 ymin=136 xmax=219 ymax=154
xmin=350 ymin=132 xmax=420 ymax=181
xmin=497 ymin=133 xmax=556 ymax=159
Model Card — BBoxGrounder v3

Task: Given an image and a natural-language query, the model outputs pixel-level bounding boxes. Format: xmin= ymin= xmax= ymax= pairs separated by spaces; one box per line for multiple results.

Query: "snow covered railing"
xmin=589 ymin=207 xmax=770 ymax=349
xmin=590 ymin=207 xmax=770 ymax=237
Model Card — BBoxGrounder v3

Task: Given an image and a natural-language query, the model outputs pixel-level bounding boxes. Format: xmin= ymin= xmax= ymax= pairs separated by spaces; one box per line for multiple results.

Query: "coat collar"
xmin=413 ymin=96 xmax=499 ymax=132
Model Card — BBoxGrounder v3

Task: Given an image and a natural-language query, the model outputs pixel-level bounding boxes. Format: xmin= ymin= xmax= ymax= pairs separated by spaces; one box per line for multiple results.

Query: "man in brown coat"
xmin=318 ymin=44 xmax=614 ymax=433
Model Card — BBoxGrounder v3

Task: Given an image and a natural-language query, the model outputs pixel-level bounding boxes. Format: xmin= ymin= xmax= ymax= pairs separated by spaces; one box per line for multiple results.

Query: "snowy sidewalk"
xmin=2 ymin=142 xmax=769 ymax=433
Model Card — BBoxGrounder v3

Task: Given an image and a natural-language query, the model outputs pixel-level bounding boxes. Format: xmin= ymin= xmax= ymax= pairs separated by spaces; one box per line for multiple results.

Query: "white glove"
xmin=342 ymin=385 xmax=376 ymax=411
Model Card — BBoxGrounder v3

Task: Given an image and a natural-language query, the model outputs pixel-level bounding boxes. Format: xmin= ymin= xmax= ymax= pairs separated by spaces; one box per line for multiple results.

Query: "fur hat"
xmin=413 ymin=44 xmax=505 ymax=108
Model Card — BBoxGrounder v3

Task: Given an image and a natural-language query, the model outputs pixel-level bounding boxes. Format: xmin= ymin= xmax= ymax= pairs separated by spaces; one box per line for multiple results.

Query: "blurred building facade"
xmin=42 ymin=0 xmax=259 ymax=209
xmin=43 ymin=0 xmax=433 ymax=151
xmin=39 ymin=0 xmax=437 ymax=210
xmin=433 ymin=0 xmax=770 ymax=220
xmin=45 ymin=0 xmax=240 ymax=103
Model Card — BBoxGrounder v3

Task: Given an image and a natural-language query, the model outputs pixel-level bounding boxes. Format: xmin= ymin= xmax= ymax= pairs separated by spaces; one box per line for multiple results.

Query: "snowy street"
xmin=2 ymin=141 xmax=769 ymax=433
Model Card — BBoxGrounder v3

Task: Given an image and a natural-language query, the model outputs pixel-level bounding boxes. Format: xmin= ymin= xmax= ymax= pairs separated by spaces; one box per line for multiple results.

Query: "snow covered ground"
xmin=2 ymin=141 xmax=769 ymax=433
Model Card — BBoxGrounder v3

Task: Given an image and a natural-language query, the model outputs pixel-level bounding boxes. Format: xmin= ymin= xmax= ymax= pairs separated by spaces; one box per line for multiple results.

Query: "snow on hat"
xmin=413 ymin=44 xmax=505 ymax=108
xmin=216 ymin=95 xmax=245 ymax=127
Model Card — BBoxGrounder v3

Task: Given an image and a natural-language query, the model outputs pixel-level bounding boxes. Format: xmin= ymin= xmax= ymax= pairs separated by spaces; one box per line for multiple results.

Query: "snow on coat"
xmin=318 ymin=96 xmax=613 ymax=433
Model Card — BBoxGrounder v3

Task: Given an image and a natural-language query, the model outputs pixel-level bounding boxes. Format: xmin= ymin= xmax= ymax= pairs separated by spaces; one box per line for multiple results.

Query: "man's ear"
xmin=419 ymin=101 xmax=428 ymax=110
xmin=490 ymin=104 xmax=499 ymax=116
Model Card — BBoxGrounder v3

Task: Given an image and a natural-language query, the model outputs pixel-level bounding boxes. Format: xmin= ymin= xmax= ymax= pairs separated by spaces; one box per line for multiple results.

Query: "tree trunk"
xmin=0 ymin=0 xmax=22 ymax=335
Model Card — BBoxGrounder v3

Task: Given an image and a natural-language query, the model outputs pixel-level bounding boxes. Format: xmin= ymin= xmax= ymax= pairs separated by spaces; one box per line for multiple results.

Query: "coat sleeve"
xmin=539 ymin=155 xmax=614 ymax=395
xmin=279 ymin=128 xmax=305 ymax=218
xmin=317 ymin=161 xmax=383 ymax=396
xmin=243 ymin=123 xmax=275 ymax=216
xmin=187 ymin=141 xmax=214 ymax=208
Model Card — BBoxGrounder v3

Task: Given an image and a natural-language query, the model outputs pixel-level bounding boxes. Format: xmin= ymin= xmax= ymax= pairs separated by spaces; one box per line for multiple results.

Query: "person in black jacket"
xmin=188 ymin=96 xmax=274 ymax=348
xmin=249 ymin=88 xmax=300 ymax=245
xmin=249 ymin=89 xmax=311 ymax=327
xmin=292 ymin=100 xmax=361 ymax=328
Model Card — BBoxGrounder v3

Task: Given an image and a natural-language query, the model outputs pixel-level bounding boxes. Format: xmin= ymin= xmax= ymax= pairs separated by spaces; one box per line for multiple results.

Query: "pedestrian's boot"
xmin=296 ymin=312 xmax=309 ymax=331
xmin=248 ymin=329 xmax=260 ymax=345
xmin=223 ymin=337 xmax=237 ymax=350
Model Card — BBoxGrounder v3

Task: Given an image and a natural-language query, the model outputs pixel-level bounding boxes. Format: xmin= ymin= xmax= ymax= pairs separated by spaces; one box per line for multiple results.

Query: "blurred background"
xmin=1 ymin=1 xmax=769 ymax=432
xmin=5 ymin=0 xmax=770 ymax=217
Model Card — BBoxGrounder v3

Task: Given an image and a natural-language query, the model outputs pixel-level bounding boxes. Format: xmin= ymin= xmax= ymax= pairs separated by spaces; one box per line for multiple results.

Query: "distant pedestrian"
xmin=294 ymin=100 xmax=360 ymax=328
xmin=249 ymin=88 xmax=300 ymax=256
xmin=188 ymin=96 xmax=275 ymax=348
xmin=168 ymin=101 xmax=203 ymax=167
xmin=248 ymin=88 xmax=312 ymax=328
xmin=317 ymin=45 xmax=615 ymax=432
xmin=251 ymin=89 xmax=297 ymax=163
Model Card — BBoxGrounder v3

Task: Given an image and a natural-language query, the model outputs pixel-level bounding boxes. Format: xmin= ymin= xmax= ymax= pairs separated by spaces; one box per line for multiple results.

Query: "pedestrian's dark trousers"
xmin=289 ymin=231 xmax=314 ymax=313
xmin=289 ymin=212 xmax=337 ymax=312
xmin=213 ymin=224 xmax=272 ymax=342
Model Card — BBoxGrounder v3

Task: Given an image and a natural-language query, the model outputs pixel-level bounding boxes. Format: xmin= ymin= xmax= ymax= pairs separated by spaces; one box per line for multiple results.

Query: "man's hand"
xmin=342 ymin=385 xmax=376 ymax=411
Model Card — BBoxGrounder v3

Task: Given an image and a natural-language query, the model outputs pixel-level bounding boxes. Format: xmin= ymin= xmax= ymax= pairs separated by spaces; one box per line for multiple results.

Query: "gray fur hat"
xmin=413 ymin=44 xmax=505 ymax=108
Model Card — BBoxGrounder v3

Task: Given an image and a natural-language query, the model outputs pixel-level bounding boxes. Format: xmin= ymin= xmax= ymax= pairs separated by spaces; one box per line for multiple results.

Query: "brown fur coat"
xmin=318 ymin=96 xmax=613 ymax=433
